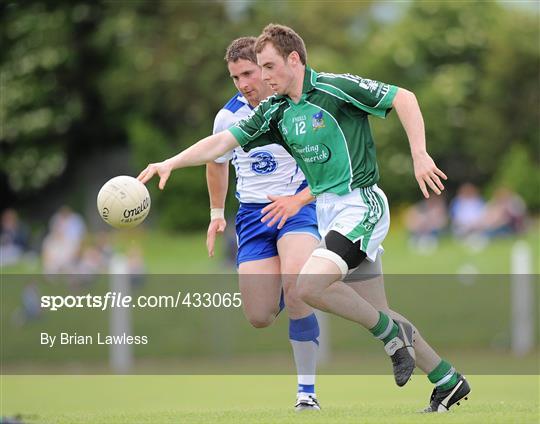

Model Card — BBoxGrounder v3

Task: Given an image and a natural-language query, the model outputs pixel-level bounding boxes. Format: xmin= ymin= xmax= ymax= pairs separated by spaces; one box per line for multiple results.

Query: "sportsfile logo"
xmin=40 ymin=291 xmax=242 ymax=311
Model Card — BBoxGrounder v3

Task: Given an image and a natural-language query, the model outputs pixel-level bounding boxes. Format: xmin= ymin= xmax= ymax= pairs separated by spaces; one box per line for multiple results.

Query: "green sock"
xmin=428 ymin=359 xmax=458 ymax=391
xmin=369 ymin=311 xmax=398 ymax=345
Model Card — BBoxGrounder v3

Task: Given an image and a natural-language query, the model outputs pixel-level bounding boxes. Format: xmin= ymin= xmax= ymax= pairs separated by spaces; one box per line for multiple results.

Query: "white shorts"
xmin=315 ymin=184 xmax=390 ymax=265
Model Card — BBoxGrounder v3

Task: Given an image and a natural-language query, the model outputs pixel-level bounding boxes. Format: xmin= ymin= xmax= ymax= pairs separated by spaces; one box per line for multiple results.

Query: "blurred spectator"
xmin=42 ymin=206 xmax=87 ymax=273
xmin=0 ymin=209 xmax=30 ymax=266
xmin=95 ymin=231 xmax=114 ymax=262
xmin=449 ymin=183 xmax=485 ymax=237
xmin=479 ymin=187 xmax=527 ymax=238
xmin=12 ymin=281 xmax=41 ymax=327
xmin=72 ymin=232 xmax=113 ymax=276
xmin=74 ymin=246 xmax=107 ymax=275
xmin=127 ymin=246 xmax=146 ymax=288
xmin=405 ymin=196 xmax=448 ymax=252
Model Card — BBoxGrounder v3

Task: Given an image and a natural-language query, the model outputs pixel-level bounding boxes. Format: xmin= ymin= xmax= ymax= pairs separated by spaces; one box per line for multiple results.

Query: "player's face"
xmin=228 ymin=59 xmax=267 ymax=106
xmin=257 ymin=43 xmax=295 ymax=96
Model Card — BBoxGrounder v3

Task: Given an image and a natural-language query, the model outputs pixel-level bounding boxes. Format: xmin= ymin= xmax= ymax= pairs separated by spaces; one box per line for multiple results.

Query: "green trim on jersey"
xmin=346 ymin=186 xmax=386 ymax=249
xmin=228 ymin=67 xmax=398 ymax=196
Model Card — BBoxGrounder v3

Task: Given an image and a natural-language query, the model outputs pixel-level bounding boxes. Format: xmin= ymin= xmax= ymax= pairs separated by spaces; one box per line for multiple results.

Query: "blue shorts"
xmin=235 ymin=202 xmax=320 ymax=266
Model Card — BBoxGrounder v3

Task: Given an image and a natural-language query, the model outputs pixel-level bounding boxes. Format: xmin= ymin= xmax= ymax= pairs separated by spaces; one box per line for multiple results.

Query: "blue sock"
xmin=298 ymin=384 xmax=315 ymax=394
xmin=289 ymin=313 xmax=319 ymax=394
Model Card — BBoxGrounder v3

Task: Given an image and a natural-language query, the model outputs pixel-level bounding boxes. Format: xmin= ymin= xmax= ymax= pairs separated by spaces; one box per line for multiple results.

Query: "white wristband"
xmin=210 ymin=208 xmax=225 ymax=220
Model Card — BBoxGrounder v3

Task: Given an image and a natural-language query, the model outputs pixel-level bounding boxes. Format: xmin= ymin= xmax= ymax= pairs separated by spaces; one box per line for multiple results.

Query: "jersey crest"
xmin=311 ymin=110 xmax=325 ymax=130
xmin=249 ymin=150 xmax=278 ymax=175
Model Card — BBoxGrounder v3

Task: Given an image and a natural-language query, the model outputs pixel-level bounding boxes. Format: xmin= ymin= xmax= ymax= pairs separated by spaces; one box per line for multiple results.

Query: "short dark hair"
xmin=225 ymin=37 xmax=257 ymax=63
xmin=255 ymin=24 xmax=307 ymax=65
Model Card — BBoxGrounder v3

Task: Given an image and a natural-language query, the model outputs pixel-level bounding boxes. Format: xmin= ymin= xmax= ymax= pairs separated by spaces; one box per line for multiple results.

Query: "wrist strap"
xmin=210 ymin=208 xmax=225 ymax=220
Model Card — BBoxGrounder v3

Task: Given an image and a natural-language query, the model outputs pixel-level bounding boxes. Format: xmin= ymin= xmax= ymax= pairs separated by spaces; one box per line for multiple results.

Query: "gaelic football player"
xmin=206 ymin=37 xmax=321 ymax=411
xmin=139 ymin=24 xmax=470 ymax=413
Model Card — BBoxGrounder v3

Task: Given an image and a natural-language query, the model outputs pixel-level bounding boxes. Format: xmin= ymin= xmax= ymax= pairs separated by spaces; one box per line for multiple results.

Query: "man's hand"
xmin=261 ymin=195 xmax=304 ymax=229
xmin=137 ymin=160 xmax=173 ymax=190
xmin=412 ymin=151 xmax=447 ymax=198
xmin=206 ymin=218 xmax=226 ymax=257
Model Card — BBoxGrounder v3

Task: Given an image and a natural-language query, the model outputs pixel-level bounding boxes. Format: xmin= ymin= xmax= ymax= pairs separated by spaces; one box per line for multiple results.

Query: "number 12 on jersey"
xmin=295 ymin=121 xmax=306 ymax=135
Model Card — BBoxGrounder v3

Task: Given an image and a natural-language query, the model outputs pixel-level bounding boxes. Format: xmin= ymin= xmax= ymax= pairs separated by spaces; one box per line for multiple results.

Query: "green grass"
xmin=2 ymin=224 xmax=538 ymax=423
xmin=1 ymin=375 xmax=538 ymax=423
xmin=3 ymin=220 xmax=539 ymax=275
xmin=132 ymin=219 xmax=540 ymax=274
xmin=2 ymin=224 xmax=539 ymax=367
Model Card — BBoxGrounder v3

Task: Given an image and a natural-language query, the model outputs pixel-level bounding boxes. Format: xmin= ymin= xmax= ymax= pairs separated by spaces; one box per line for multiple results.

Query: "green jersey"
xmin=228 ymin=67 xmax=398 ymax=196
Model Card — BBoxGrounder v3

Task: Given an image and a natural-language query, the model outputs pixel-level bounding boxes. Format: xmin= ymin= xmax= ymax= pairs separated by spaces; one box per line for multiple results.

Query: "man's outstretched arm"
xmin=205 ymin=161 xmax=229 ymax=257
xmin=138 ymin=130 xmax=239 ymax=190
xmin=392 ymin=88 xmax=447 ymax=198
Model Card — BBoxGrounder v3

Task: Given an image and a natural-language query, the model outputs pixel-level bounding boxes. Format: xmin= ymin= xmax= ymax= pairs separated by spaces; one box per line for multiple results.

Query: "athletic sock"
xmin=298 ymin=384 xmax=315 ymax=395
xmin=428 ymin=359 xmax=458 ymax=391
xmin=369 ymin=311 xmax=399 ymax=345
xmin=289 ymin=313 xmax=319 ymax=395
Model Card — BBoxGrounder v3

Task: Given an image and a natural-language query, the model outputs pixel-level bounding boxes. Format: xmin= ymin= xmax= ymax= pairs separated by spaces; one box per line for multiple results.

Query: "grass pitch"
xmin=1 ymin=375 xmax=538 ymax=423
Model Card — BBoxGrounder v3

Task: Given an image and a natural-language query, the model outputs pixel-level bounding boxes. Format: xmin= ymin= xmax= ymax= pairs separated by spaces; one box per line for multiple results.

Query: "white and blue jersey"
xmin=213 ymin=93 xmax=308 ymax=204
xmin=213 ymin=93 xmax=319 ymax=266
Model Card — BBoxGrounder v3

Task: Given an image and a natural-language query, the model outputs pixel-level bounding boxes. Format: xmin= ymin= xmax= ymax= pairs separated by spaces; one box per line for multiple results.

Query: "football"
xmin=97 ymin=175 xmax=151 ymax=229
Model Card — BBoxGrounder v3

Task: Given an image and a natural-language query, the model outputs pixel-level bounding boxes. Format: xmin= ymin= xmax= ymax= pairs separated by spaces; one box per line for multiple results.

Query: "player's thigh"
xmin=276 ymin=234 xmax=318 ymax=317
xmin=276 ymin=201 xmax=319 ymax=275
xmin=277 ymin=233 xmax=319 ymax=275
xmin=238 ymin=256 xmax=282 ymax=320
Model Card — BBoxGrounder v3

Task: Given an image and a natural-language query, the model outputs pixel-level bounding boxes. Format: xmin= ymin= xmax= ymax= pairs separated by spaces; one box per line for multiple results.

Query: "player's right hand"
xmin=206 ymin=218 xmax=227 ymax=257
xmin=137 ymin=160 xmax=173 ymax=190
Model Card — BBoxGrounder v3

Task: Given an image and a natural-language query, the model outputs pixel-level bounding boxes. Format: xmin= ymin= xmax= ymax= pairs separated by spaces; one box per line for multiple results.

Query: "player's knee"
xmin=245 ymin=311 xmax=276 ymax=328
xmin=296 ymin=275 xmax=323 ymax=307
xmin=283 ymin=287 xmax=304 ymax=312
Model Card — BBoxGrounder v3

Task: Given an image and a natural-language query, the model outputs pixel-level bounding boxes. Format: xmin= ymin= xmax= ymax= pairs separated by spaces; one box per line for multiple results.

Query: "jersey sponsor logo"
xmin=292 ymin=143 xmax=332 ymax=164
xmin=311 ymin=110 xmax=325 ymax=130
xmin=357 ymin=77 xmax=389 ymax=98
xmin=358 ymin=78 xmax=380 ymax=93
xmin=249 ymin=150 xmax=278 ymax=175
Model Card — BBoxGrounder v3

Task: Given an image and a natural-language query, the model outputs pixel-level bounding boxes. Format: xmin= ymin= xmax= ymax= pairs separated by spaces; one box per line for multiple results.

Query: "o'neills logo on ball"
xmin=123 ymin=197 xmax=150 ymax=218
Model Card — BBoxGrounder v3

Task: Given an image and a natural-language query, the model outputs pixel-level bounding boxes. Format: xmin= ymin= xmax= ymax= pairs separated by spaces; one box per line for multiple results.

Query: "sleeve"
xmin=227 ymin=100 xmax=278 ymax=152
xmin=317 ymin=73 xmax=398 ymax=118
xmin=212 ymin=109 xmax=234 ymax=163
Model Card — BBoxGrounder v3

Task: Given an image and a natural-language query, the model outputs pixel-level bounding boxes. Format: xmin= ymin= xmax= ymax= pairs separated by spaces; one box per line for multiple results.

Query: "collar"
xmin=236 ymin=93 xmax=249 ymax=104
xmin=302 ymin=66 xmax=317 ymax=94
xmin=236 ymin=93 xmax=255 ymax=110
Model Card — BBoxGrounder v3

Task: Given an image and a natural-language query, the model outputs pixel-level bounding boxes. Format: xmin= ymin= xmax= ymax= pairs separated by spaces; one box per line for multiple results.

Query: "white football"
xmin=97 ymin=176 xmax=151 ymax=229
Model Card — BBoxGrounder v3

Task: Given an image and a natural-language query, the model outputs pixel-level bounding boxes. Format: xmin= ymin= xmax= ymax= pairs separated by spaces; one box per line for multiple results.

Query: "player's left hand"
xmin=412 ymin=151 xmax=447 ymax=198
xmin=206 ymin=218 xmax=227 ymax=257
xmin=261 ymin=195 xmax=303 ymax=229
